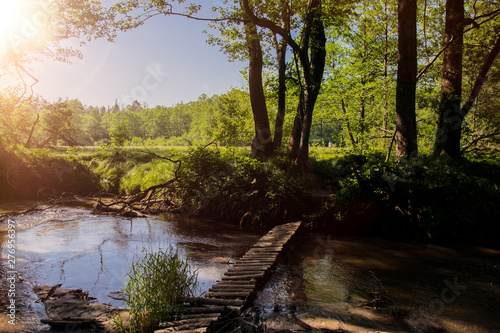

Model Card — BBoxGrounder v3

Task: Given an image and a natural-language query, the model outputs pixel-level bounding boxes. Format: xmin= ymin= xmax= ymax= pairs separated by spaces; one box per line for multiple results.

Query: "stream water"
xmin=1 ymin=205 xmax=499 ymax=333
xmin=0 ymin=205 xmax=261 ymax=332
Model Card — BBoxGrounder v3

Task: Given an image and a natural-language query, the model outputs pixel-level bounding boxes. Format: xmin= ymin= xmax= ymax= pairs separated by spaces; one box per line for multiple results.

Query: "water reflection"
xmin=255 ymin=234 xmax=500 ymax=333
xmin=0 ymin=207 xmax=260 ymax=332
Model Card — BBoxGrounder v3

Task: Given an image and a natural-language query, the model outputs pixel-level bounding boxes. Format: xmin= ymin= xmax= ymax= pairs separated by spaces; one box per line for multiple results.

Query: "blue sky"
xmin=31 ymin=6 xmax=247 ymax=109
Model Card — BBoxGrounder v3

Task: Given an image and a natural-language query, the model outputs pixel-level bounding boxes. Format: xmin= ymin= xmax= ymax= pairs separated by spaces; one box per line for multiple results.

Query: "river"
xmin=0 ymin=205 xmax=261 ymax=332
xmin=1 ymin=205 xmax=499 ymax=332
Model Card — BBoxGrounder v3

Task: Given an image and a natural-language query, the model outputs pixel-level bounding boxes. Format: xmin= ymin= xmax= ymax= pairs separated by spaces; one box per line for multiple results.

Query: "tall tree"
xmin=241 ymin=0 xmax=330 ymax=166
xmin=434 ymin=0 xmax=465 ymax=157
xmin=207 ymin=0 xmax=292 ymax=155
xmin=240 ymin=3 xmax=274 ymax=157
xmin=395 ymin=0 xmax=418 ymax=159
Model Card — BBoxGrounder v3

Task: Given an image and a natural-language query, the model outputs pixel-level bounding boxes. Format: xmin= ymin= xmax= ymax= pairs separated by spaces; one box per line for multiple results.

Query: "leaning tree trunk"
xmin=242 ymin=9 xmax=273 ymax=158
xmin=434 ymin=0 xmax=464 ymax=157
xmin=395 ymin=0 xmax=418 ymax=159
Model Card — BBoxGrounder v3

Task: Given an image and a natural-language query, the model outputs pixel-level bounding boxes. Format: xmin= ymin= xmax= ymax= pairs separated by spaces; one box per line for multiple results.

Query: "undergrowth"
xmin=112 ymin=244 xmax=198 ymax=333
xmin=313 ymin=152 xmax=500 ymax=246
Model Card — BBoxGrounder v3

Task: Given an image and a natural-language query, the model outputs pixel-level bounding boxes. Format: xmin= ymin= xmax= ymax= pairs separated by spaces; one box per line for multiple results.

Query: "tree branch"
xmin=461 ymin=130 xmax=500 ymax=153
xmin=416 ymin=36 xmax=454 ymax=82
xmin=460 ymin=33 xmax=500 ymax=117
xmin=240 ymin=0 xmax=300 ymax=54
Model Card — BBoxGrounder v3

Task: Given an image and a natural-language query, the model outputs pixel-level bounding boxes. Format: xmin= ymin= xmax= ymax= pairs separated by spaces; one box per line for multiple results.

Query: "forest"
xmin=1 ymin=0 xmax=500 ymax=246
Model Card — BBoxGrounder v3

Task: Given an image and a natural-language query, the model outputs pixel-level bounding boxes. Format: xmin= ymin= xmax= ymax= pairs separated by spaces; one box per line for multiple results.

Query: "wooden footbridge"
xmin=154 ymin=221 xmax=302 ymax=333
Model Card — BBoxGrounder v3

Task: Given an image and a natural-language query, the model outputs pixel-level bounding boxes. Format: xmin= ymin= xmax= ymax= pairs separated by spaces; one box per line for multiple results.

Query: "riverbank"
xmin=1 ymin=145 xmax=500 ymax=248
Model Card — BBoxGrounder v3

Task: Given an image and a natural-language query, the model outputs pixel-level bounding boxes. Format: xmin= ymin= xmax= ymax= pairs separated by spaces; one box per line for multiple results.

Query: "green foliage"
xmin=110 ymin=119 xmax=131 ymax=147
xmin=175 ymin=147 xmax=316 ymax=227
xmin=117 ymin=244 xmax=198 ymax=333
xmin=0 ymin=144 xmax=97 ymax=199
xmin=332 ymin=154 xmax=500 ymax=245
xmin=121 ymin=159 xmax=176 ymax=195
xmin=207 ymin=89 xmax=254 ymax=146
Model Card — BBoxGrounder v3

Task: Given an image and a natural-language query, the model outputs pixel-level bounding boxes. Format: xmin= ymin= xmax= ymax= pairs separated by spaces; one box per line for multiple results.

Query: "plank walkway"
xmin=154 ymin=221 xmax=302 ymax=333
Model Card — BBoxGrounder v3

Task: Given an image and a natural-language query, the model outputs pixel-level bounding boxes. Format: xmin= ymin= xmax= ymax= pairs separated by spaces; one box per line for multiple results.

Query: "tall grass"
xmin=115 ymin=244 xmax=199 ymax=333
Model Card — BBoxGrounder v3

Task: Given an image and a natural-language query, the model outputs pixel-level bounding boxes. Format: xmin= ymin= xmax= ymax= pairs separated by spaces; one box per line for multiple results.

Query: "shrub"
xmin=174 ymin=147 xmax=316 ymax=227
xmin=333 ymin=153 xmax=500 ymax=245
xmin=118 ymin=245 xmax=198 ymax=333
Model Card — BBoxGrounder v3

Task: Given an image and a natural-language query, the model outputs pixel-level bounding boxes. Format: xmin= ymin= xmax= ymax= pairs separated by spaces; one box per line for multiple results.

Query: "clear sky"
xmin=30 ymin=5 xmax=247 ymax=109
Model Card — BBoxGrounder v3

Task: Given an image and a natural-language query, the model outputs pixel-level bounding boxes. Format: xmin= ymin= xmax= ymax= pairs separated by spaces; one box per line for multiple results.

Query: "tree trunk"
xmin=434 ymin=0 xmax=464 ymax=157
xmin=273 ymin=38 xmax=287 ymax=149
xmin=241 ymin=11 xmax=273 ymax=158
xmin=288 ymin=98 xmax=303 ymax=160
xmin=341 ymin=98 xmax=357 ymax=148
xmin=296 ymin=0 xmax=326 ymax=167
xmin=25 ymin=113 xmax=40 ymax=148
xmin=395 ymin=0 xmax=418 ymax=159
xmin=240 ymin=0 xmax=326 ymax=166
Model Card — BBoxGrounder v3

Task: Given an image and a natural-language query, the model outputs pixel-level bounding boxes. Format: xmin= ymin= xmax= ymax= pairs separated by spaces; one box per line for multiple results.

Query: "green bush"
xmin=332 ymin=153 xmax=500 ymax=245
xmin=174 ymin=147 xmax=316 ymax=227
xmin=117 ymin=245 xmax=198 ymax=333
xmin=0 ymin=144 xmax=97 ymax=199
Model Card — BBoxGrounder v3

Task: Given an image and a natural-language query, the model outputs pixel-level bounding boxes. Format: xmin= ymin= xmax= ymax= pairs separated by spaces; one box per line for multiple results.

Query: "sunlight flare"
xmin=0 ymin=0 xmax=24 ymax=57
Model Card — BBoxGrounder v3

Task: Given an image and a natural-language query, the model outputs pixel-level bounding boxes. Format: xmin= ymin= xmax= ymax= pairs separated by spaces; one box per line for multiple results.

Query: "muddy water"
xmin=0 ymin=206 xmax=261 ymax=332
xmin=256 ymin=234 xmax=500 ymax=332
xmin=2 ymin=207 xmax=499 ymax=333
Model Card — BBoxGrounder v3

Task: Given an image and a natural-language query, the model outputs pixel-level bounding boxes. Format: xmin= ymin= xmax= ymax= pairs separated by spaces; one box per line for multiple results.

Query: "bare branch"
xmin=461 ymin=130 xmax=500 ymax=153
xmin=416 ymin=36 xmax=454 ymax=82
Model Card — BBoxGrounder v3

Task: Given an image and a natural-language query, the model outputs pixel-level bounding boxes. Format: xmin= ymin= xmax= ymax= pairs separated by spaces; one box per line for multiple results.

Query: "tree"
xmin=240 ymin=5 xmax=274 ymax=157
xmin=395 ymin=0 xmax=418 ymax=159
xmin=240 ymin=0 xmax=329 ymax=166
xmin=434 ymin=0 xmax=465 ymax=157
xmin=39 ymin=102 xmax=79 ymax=147
xmin=207 ymin=89 xmax=254 ymax=146
xmin=321 ymin=0 xmax=398 ymax=152
xmin=433 ymin=0 xmax=500 ymax=157
xmin=207 ymin=1 xmax=293 ymax=153
xmin=110 ymin=118 xmax=130 ymax=146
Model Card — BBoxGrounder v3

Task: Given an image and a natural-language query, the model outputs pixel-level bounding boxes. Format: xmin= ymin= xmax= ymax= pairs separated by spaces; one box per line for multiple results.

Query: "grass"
xmin=113 ymin=243 xmax=198 ymax=333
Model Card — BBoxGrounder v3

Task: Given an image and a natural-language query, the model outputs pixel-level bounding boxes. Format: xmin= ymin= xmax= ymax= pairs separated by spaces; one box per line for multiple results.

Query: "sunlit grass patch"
xmin=113 ymin=244 xmax=198 ymax=333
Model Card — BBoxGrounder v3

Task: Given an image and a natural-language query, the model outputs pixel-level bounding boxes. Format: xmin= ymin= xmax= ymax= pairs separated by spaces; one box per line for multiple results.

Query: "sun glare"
xmin=0 ymin=0 xmax=26 ymax=59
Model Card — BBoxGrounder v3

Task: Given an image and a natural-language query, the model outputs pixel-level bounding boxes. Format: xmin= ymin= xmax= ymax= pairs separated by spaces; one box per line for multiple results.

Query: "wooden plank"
xmin=159 ymin=317 xmax=218 ymax=329
xmin=246 ymin=247 xmax=283 ymax=252
xmin=231 ymin=264 xmax=273 ymax=269
xmin=183 ymin=297 xmax=244 ymax=306
xmin=209 ymin=285 xmax=255 ymax=290
xmin=242 ymin=252 xmax=279 ymax=256
xmin=177 ymin=306 xmax=225 ymax=314
xmin=227 ymin=265 xmax=269 ymax=271
xmin=247 ymin=244 xmax=284 ymax=250
xmin=156 ymin=318 xmax=214 ymax=331
xmin=180 ymin=313 xmax=222 ymax=320
xmin=239 ymin=255 xmax=277 ymax=259
xmin=240 ymin=254 xmax=278 ymax=258
xmin=224 ymin=270 xmax=266 ymax=276
xmin=222 ymin=272 xmax=264 ymax=281
xmin=233 ymin=260 xmax=273 ymax=265
xmin=208 ymin=288 xmax=255 ymax=293
xmin=205 ymin=291 xmax=250 ymax=298
xmin=155 ymin=329 xmax=207 ymax=333
xmin=213 ymin=280 xmax=257 ymax=286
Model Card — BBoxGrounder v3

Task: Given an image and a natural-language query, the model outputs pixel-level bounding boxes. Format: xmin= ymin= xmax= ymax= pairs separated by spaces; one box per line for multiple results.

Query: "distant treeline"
xmin=0 ymin=87 xmax=346 ymax=149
